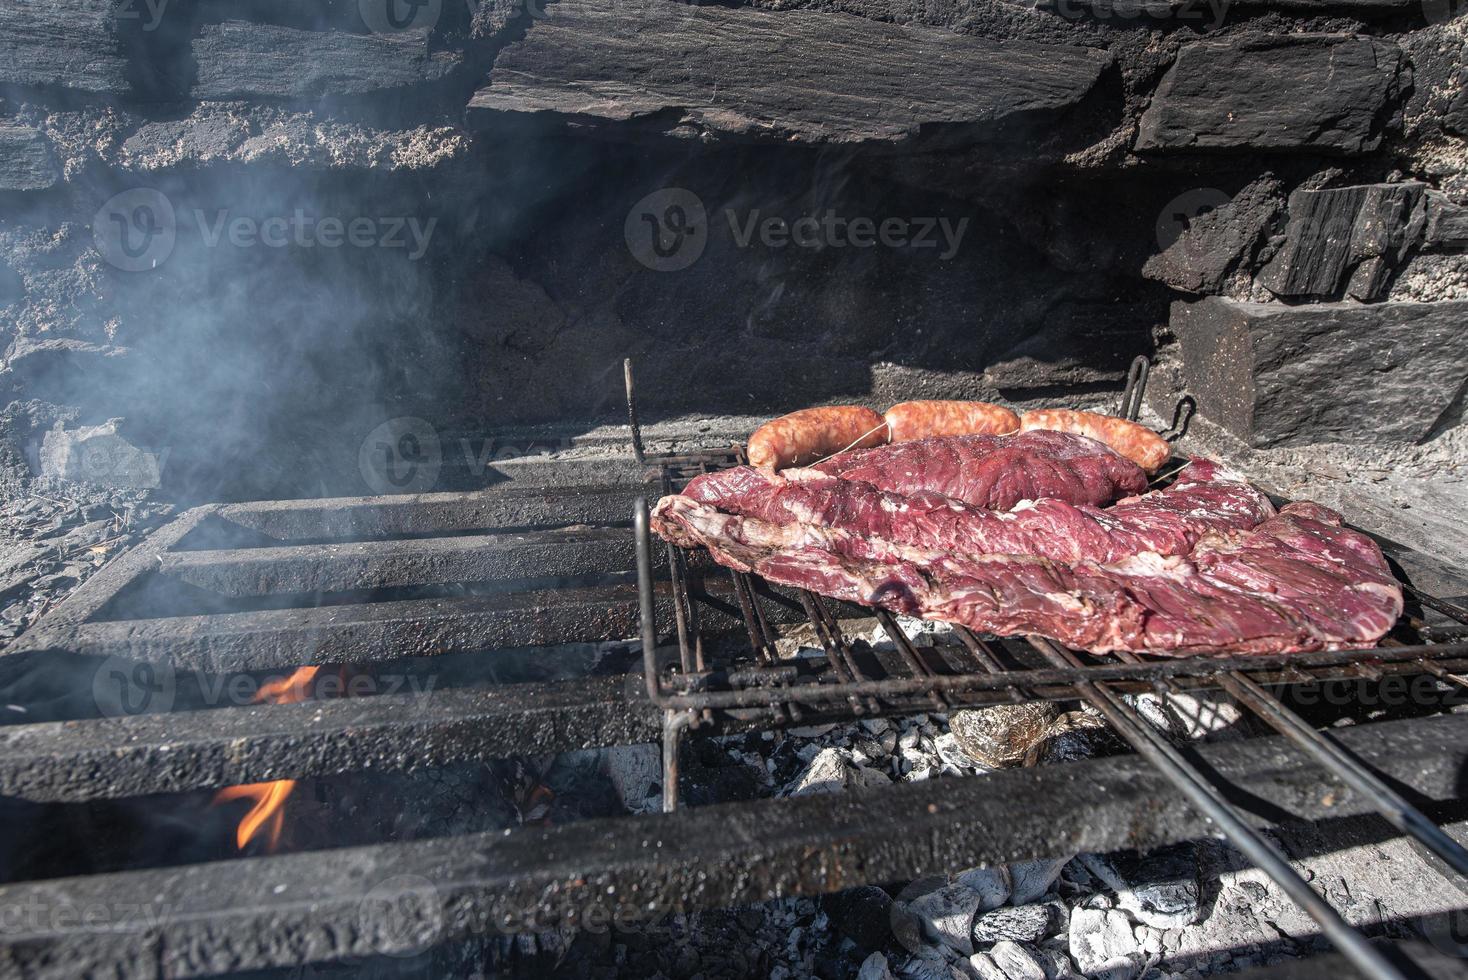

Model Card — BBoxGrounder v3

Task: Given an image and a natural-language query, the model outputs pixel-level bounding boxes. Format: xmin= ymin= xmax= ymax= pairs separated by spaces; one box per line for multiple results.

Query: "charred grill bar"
xmin=7 ymin=716 xmax=1468 ymax=980
xmin=0 ymin=362 xmax=1466 ymax=977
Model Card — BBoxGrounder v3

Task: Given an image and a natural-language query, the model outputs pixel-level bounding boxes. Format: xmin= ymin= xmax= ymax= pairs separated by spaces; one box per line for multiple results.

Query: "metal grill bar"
xmin=217 ymin=484 xmax=645 ymax=541
xmin=0 ymin=675 xmax=656 ymax=802
xmin=1218 ymin=669 xmax=1468 ymax=878
xmin=1027 ymin=637 xmax=1410 ymax=980
xmin=158 ymin=527 xmax=638 ymax=596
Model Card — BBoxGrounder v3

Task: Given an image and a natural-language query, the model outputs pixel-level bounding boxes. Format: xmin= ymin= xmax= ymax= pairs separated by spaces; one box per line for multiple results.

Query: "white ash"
xmin=1068 ymin=906 xmax=1148 ymax=978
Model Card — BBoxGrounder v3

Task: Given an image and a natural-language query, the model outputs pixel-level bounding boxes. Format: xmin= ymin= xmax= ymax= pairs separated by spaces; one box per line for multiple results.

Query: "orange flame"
xmin=212 ymin=666 xmax=320 ymax=852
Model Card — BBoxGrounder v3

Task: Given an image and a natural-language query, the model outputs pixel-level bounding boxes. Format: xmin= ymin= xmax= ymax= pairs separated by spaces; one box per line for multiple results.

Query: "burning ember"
xmin=212 ymin=666 xmax=320 ymax=851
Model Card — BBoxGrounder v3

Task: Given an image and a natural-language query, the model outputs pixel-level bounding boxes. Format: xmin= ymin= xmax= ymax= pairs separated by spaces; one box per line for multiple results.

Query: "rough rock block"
xmin=192 ymin=22 xmax=460 ymax=100
xmin=1424 ymin=191 xmax=1468 ymax=249
xmin=0 ymin=126 xmax=59 ymax=191
xmin=1169 ymin=296 xmax=1468 ymax=447
xmin=469 ymin=0 xmax=1112 ymax=147
xmin=1136 ymin=35 xmax=1404 ymax=154
xmin=1259 ymin=183 xmax=1428 ymax=301
xmin=1449 ymin=69 xmax=1468 ymax=136
xmin=0 ymin=0 xmax=131 ymax=94
xmin=1143 ymin=178 xmax=1282 ymax=295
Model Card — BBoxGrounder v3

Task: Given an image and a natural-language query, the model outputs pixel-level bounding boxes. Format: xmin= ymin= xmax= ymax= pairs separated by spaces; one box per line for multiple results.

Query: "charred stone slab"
xmin=1258 ymin=183 xmax=1428 ymax=301
xmin=1135 ymin=35 xmax=1404 ymax=155
xmin=0 ymin=0 xmax=131 ymax=94
xmin=192 ymin=22 xmax=461 ymax=100
xmin=0 ymin=126 xmax=59 ymax=192
xmin=469 ymin=0 xmax=1112 ymax=147
xmin=1143 ymin=178 xmax=1282 ymax=295
xmin=1450 ymin=79 xmax=1468 ymax=136
xmin=1425 ymin=191 xmax=1468 ymax=250
xmin=1169 ymin=296 xmax=1468 ymax=447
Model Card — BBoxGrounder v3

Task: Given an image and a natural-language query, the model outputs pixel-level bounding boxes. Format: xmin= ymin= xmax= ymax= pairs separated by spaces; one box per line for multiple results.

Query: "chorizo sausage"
xmin=746 ymin=406 xmax=888 ymax=471
xmin=884 ymin=400 xmax=1020 ymax=443
xmin=1019 ymin=408 xmax=1171 ymax=474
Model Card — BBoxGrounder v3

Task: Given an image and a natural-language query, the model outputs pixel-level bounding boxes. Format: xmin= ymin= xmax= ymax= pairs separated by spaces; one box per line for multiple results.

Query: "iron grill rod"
xmin=799 ymin=591 xmax=866 ymax=716
xmin=806 ymin=593 xmax=881 ymax=713
xmin=659 ymin=469 xmax=698 ymax=675
xmin=730 ymin=571 xmax=776 ymax=663
xmin=1217 ymin=669 xmax=1468 ymax=879
xmin=875 ymin=610 xmax=947 ymax=709
xmin=953 ymin=627 xmax=1008 ymax=675
xmin=624 ymin=357 xmax=646 ymax=464
xmin=1111 ymin=644 xmax=1468 ymax=878
xmin=637 ymin=641 xmax=1468 ymax=712
xmin=1120 ymin=354 xmax=1150 ymax=422
xmin=1417 ymin=658 xmax=1468 ymax=693
xmin=1402 ymin=583 xmax=1468 ymax=626
xmin=634 ymin=498 xmax=664 ymax=705
xmin=1028 ymin=638 xmax=1410 ymax=980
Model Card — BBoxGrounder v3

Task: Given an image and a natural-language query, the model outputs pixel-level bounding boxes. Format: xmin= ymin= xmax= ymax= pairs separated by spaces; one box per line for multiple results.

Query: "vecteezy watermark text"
xmin=727 ymin=209 xmax=968 ymax=260
xmin=91 ymin=658 xmax=438 ymax=718
xmin=1 ymin=898 xmax=178 ymax=934
xmin=358 ymin=417 xmax=576 ymax=495
xmin=626 ymin=188 xmax=971 ymax=271
xmin=194 ymin=210 xmax=436 ymax=260
xmin=92 ymin=189 xmax=438 ymax=272
xmin=116 ymin=0 xmax=172 ymax=30
xmin=1049 ymin=0 xmax=1231 ymax=29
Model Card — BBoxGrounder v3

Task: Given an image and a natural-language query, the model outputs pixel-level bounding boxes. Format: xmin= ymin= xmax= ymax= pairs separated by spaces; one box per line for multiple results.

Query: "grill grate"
xmin=630 ymin=355 xmax=1468 ymax=980
xmin=0 ymin=358 xmax=1465 ymax=978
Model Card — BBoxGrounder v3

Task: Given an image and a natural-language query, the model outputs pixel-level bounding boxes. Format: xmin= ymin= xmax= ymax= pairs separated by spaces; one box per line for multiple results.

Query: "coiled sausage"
xmin=746 ymin=406 xmax=888 ymax=471
xmin=884 ymin=400 xmax=1020 ymax=443
xmin=1019 ymin=409 xmax=1171 ymax=474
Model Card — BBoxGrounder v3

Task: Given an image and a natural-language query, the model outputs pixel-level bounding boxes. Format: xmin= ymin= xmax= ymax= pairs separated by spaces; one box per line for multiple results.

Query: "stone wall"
xmin=0 ymin=0 xmax=1465 ymax=495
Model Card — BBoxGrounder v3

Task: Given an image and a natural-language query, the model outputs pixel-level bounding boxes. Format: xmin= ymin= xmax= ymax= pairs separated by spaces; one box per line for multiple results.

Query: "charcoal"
xmin=1007 ymin=856 xmax=1074 ymax=905
xmin=858 ymin=952 xmax=896 ymax=980
xmin=972 ymin=905 xmax=1057 ymax=945
xmin=1034 ymin=711 xmax=1119 ymax=764
xmin=39 ymin=420 xmax=161 ymax=490
xmin=956 ymin=866 xmax=1014 ymax=912
xmin=903 ymin=878 xmax=989 ymax=955
xmin=1079 ymin=844 xmax=1202 ymax=929
xmin=0 ymin=0 xmax=130 ymax=94
xmin=788 ymin=747 xmax=890 ymax=797
xmin=1167 ymin=296 xmax=1468 ymax=447
xmin=468 ymin=0 xmax=1111 ymax=147
xmin=600 ymin=743 xmax=661 ymax=814
xmin=1450 ymin=78 xmax=1468 ymax=135
xmin=1136 ymin=36 xmax=1404 ymax=154
xmin=823 ymin=885 xmax=895 ymax=949
xmin=192 ymin=22 xmax=460 ymax=100
xmin=987 ymin=940 xmax=1055 ymax=980
xmin=1258 ymin=183 xmax=1428 ymax=300
xmin=1067 ymin=907 xmax=1144 ymax=979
